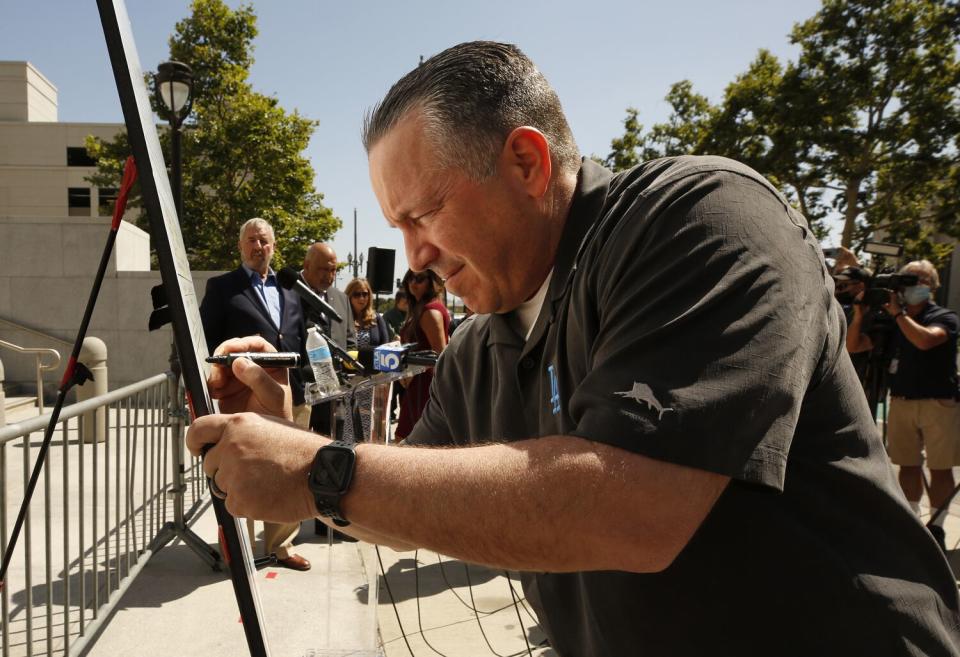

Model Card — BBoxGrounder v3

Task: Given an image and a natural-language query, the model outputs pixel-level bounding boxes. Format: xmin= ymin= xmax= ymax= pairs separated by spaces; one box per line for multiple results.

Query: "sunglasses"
xmin=351 ymin=291 xmax=370 ymax=298
xmin=410 ymin=273 xmax=431 ymax=284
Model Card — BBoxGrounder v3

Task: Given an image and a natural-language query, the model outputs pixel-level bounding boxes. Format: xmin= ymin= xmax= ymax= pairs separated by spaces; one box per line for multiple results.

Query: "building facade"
xmin=0 ymin=61 xmax=218 ymax=397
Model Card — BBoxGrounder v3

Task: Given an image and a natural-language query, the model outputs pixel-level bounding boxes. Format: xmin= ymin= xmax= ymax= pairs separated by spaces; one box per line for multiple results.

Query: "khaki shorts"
xmin=886 ymin=397 xmax=960 ymax=469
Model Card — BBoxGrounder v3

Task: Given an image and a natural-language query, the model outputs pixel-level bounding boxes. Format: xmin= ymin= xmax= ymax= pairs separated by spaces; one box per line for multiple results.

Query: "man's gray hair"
xmin=362 ymin=41 xmax=580 ymax=181
xmin=901 ymin=259 xmax=940 ymax=290
xmin=238 ymin=217 xmax=274 ymax=243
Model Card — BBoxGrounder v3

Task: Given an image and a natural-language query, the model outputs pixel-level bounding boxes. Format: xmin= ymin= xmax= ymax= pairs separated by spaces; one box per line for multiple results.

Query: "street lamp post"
xmin=154 ymin=61 xmax=194 ymax=381
xmin=150 ymin=61 xmax=220 ymax=571
xmin=154 ymin=61 xmax=194 ymax=224
xmin=347 ymin=251 xmax=364 ymax=280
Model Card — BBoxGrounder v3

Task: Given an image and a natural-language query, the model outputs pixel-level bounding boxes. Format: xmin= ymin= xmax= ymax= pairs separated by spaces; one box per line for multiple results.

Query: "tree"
xmin=602 ymin=82 xmax=715 ymax=168
xmin=87 ymin=0 xmax=339 ymax=270
xmin=604 ymin=0 xmax=960 ymax=264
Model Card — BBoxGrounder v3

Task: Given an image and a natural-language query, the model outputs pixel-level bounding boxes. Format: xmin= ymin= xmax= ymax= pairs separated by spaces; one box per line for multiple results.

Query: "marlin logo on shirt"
xmin=615 ymin=382 xmax=673 ymax=420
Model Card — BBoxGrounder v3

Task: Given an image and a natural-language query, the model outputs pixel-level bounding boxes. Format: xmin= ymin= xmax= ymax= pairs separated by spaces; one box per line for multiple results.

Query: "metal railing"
xmin=0 ymin=339 xmax=61 ymax=415
xmin=0 ymin=372 xmax=207 ymax=657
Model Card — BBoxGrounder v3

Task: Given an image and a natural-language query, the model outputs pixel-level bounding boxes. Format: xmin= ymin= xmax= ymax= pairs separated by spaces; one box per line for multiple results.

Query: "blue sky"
xmin=2 ymin=0 xmax=826 ymax=289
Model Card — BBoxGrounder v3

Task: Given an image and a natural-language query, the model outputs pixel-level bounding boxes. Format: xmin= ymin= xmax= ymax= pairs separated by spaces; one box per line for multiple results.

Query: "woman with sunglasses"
xmin=346 ymin=277 xmax=390 ymax=349
xmin=396 ymin=269 xmax=450 ymax=441
xmin=343 ymin=277 xmax=390 ymax=441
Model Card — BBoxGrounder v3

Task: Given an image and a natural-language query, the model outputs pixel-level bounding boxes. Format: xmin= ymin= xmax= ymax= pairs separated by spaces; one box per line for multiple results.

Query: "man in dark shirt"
xmin=848 ymin=259 xmax=960 ymax=550
xmin=188 ymin=42 xmax=960 ymax=655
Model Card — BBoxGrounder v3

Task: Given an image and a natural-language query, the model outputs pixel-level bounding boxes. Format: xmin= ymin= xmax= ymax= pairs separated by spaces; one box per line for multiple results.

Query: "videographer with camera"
xmin=847 ymin=259 xmax=960 ymax=550
xmin=833 ymin=266 xmax=870 ymax=379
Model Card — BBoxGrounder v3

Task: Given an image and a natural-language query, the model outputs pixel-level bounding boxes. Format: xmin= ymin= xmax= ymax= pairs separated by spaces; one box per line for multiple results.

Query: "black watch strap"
xmin=308 ymin=440 xmax=356 ymax=527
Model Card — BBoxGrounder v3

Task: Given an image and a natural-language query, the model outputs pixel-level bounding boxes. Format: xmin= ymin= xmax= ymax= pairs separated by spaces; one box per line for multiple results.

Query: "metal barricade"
xmin=0 ymin=372 xmax=204 ymax=657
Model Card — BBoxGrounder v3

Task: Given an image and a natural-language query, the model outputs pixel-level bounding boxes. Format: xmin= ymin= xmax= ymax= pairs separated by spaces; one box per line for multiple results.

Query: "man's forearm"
xmin=340 ymin=436 xmax=727 ymax=574
xmin=319 ymin=517 xmax=418 ymax=552
xmin=846 ymin=315 xmax=871 ymax=353
xmin=895 ymin=315 xmax=947 ymax=350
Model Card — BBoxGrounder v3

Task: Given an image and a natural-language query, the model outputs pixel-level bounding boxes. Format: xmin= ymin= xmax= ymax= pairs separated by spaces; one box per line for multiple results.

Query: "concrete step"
xmin=4 ymin=396 xmax=36 ymax=412
xmin=2 ymin=395 xmax=40 ymax=425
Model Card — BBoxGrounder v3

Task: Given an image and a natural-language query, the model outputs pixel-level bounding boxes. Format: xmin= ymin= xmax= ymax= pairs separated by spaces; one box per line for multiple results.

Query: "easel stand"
xmin=147 ymin=371 xmax=222 ymax=570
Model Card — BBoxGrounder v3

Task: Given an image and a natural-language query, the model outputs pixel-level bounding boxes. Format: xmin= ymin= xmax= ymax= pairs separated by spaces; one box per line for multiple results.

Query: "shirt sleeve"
xmin=928 ymin=309 xmax=958 ymax=337
xmin=405 ymin=352 xmax=455 ymax=446
xmin=568 ymin=169 xmax=834 ymax=491
xmin=199 ymin=277 xmax=225 ymax=354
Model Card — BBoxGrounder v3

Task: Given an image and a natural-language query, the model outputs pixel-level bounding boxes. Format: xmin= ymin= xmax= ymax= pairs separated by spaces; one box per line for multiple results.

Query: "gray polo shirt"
xmin=408 ymin=157 xmax=960 ymax=657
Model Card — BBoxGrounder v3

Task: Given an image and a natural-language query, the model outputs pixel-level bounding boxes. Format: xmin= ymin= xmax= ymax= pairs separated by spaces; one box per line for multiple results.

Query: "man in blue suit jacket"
xmin=199 ymin=217 xmax=311 ymax=571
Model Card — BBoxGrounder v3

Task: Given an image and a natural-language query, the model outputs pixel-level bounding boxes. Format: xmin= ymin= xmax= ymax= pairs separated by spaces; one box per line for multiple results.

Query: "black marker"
xmin=205 ymin=352 xmax=300 ymax=368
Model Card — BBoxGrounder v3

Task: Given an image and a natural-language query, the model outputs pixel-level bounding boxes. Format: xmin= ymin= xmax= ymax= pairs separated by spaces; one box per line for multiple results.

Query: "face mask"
xmin=903 ymin=285 xmax=931 ymax=305
xmin=835 ymin=292 xmax=855 ymax=305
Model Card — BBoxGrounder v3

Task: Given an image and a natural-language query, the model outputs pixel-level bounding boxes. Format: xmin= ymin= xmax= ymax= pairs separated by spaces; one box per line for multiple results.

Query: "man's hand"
xmin=208 ymin=336 xmax=292 ymax=419
xmin=833 ymin=246 xmax=861 ymax=272
xmin=187 ymin=412 xmax=322 ymax=522
xmin=850 ymin=291 xmax=866 ymax=318
xmin=882 ymin=290 xmax=903 ymax=318
xmin=846 ymin=291 xmax=873 ymax=353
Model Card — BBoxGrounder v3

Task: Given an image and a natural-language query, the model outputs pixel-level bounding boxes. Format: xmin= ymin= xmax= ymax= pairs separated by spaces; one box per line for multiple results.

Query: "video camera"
xmin=857 ymin=271 xmax=920 ymax=308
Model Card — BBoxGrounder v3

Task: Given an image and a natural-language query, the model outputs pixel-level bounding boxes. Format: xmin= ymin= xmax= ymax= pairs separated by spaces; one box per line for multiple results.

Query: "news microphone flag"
xmin=374 ymin=344 xmax=406 ymax=372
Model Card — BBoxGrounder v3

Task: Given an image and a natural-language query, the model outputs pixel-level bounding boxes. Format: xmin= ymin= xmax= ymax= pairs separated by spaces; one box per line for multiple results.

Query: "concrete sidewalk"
xmin=84 ymin=499 xmax=554 ymax=657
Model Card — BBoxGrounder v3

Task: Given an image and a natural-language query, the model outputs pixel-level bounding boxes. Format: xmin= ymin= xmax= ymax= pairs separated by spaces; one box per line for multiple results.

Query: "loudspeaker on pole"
xmin=366 ymin=247 xmax=396 ymax=294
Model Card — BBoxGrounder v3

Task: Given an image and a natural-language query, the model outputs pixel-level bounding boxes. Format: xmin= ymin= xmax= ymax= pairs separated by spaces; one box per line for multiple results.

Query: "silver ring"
xmin=209 ymin=469 xmax=227 ymax=500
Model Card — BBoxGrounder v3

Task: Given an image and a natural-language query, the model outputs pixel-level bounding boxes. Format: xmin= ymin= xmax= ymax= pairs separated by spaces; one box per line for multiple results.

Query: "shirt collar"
xmin=241 ymin=263 xmax=276 ymax=284
xmin=546 ymin=158 xmax=613 ymax=307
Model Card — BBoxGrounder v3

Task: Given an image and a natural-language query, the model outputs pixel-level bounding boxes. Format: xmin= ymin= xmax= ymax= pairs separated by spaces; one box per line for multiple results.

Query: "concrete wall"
xmin=0 ymin=214 xmax=225 ymax=393
xmin=0 ymin=268 xmax=226 ymax=396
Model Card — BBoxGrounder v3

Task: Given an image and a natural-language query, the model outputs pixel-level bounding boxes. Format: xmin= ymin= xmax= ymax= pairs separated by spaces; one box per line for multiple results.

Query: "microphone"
xmin=277 ymin=267 xmax=343 ymax=323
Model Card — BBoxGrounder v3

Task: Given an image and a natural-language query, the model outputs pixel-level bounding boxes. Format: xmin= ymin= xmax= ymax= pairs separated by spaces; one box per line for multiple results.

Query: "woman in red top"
xmin=396 ymin=269 xmax=450 ymax=441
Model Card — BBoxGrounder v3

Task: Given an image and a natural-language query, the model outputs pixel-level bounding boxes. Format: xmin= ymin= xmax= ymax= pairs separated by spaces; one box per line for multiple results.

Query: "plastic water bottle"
xmin=306 ymin=326 xmax=339 ymax=396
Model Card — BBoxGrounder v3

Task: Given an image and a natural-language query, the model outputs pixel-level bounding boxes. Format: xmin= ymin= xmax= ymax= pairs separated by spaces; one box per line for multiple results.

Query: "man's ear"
xmin=501 ymin=126 xmax=552 ymax=199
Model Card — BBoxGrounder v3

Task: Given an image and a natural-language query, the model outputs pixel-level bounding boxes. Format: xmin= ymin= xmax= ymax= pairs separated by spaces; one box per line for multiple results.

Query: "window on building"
xmin=98 ymin=187 xmax=118 ymax=216
xmin=68 ymin=187 xmax=91 ymax=217
xmin=66 ymin=147 xmax=97 ymax=167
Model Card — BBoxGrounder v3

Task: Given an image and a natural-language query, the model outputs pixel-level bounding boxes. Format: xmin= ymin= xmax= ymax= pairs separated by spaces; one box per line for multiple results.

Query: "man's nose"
xmin=403 ymin=229 xmax=440 ymax=273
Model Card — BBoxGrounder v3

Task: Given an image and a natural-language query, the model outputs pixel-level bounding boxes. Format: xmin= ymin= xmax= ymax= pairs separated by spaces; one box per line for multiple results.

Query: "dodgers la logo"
xmin=547 ymin=364 xmax=561 ymax=415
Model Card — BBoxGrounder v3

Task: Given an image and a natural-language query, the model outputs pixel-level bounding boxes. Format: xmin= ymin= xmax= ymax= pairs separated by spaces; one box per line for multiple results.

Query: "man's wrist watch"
xmin=307 ymin=440 xmax=357 ymax=527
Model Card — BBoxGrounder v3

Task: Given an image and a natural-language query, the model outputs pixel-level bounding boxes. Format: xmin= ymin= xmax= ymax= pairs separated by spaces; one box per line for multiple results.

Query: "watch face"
xmin=312 ymin=444 xmax=355 ymax=491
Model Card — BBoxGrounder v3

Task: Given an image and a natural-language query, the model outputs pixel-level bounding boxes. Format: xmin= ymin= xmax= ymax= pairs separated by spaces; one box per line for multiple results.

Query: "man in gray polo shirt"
xmin=189 ymin=42 xmax=960 ymax=656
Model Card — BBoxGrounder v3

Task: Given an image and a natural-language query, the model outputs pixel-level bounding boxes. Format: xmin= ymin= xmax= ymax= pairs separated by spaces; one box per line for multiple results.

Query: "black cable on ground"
xmin=505 ymin=573 xmax=542 ymax=629
xmin=414 ymin=549 xmax=453 ymax=657
xmin=376 ymin=545 xmax=416 ymax=657
xmin=463 ymin=560 xmax=507 ymax=657
xmin=505 ymin=571 xmax=534 ymax=657
xmin=436 ymin=552 xmax=489 ymax=613
xmin=379 ymin=546 xmax=545 ymax=657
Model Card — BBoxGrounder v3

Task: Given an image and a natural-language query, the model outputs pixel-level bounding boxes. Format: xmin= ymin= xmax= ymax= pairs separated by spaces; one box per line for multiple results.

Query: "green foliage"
xmin=86 ymin=0 xmax=340 ymax=270
xmin=603 ymin=0 xmax=960 ymax=265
